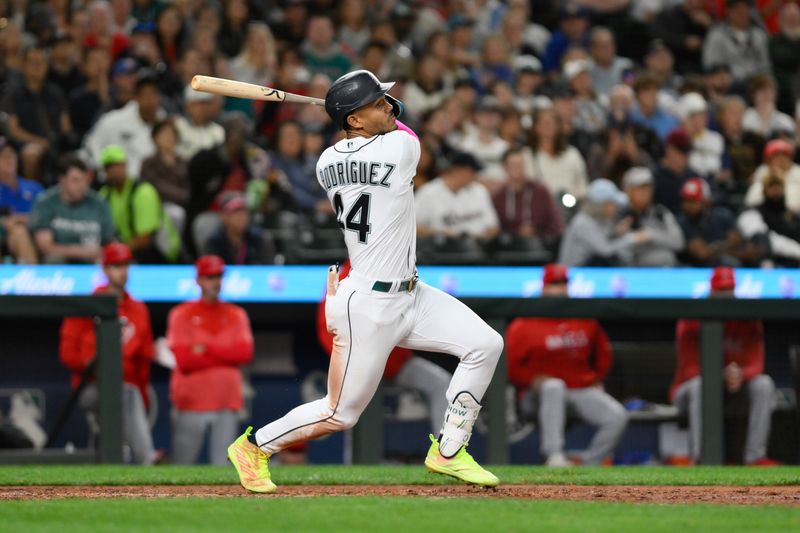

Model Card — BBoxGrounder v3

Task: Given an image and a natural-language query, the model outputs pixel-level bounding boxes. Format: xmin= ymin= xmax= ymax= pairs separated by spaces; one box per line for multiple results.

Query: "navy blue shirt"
xmin=0 ymin=177 xmax=44 ymax=214
xmin=678 ymin=206 xmax=736 ymax=244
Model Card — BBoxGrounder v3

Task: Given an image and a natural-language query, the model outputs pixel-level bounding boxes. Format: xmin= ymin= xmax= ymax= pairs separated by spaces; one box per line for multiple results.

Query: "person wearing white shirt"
xmin=745 ymin=139 xmax=800 ymax=213
xmin=742 ymin=74 xmax=794 ymax=138
xmin=175 ymin=87 xmax=225 ymax=161
xmin=588 ymin=27 xmax=633 ymax=97
xmin=678 ymin=92 xmax=724 ymax=181
xmin=454 ymin=98 xmax=510 ymax=187
xmin=528 ymin=107 xmax=588 ymax=201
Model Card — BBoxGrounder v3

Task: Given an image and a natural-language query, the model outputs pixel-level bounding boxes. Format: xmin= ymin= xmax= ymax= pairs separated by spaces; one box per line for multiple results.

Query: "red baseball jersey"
xmin=505 ymin=317 xmax=613 ymax=390
xmin=316 ymin=260 xmax=413 ymax=380
xmin=59 ymin=286 xmax=154 ymax=407
xmin=167 ymin=299 xmax=254 ymax=411
xmin=671 ymin=319 xmax=765 ymax=401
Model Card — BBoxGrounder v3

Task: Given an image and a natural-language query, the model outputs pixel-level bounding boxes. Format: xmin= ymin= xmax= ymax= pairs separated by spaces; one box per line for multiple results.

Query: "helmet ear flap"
xmin=385 ymin=94 xmax=404 ymax=120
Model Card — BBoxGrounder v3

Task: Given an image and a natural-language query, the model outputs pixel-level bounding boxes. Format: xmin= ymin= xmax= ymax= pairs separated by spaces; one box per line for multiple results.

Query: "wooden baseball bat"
xmin=191 ymin=75 xmax=326 ymax=106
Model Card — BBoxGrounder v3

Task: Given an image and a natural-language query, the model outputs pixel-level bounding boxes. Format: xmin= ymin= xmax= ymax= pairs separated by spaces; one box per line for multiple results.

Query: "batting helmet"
xmin=325 ymin=70 xmax=403 ymax=129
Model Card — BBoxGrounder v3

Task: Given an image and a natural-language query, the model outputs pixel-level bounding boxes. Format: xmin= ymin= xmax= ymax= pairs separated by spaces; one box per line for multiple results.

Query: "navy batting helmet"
xmin=325 ymin=70 xmax=403 ymax=129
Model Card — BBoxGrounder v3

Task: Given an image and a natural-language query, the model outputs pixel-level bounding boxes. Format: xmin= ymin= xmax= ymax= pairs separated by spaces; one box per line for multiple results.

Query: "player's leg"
xmin=743 ymin=374 xmax=775 ymax=464
xmin=121 ymin=383 xmax=158 ymax=465
xmin=566 ymin=387 xmax=628 ymax=465
xmin=208 ymin=410 xmax=240 ymax=466
xmin=394 ymin=356 xmax=452 ymax=433
xmin=399 ymin=282 xmax=502 ymax=486
xmin=673 ymin=377 xmax=702 ymax=462
xmin=536 ymin=378 xmax=569 ymax=466
xmin=171 ymin=411 xmax=210 ymax=465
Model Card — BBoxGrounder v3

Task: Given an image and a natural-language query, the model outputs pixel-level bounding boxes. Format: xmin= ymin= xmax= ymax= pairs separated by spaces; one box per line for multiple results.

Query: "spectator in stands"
xmin=565 ymin=59 xmax=606 ymax=136
xmin=317 ymin=259 xmax=451 ymax=437
xmin=630 ymin=73 xmax=681 ymax=141
xmin=140 ymin=119 xmax=189 ymax=235
xmin=717 ymin=96 xmax=766 ymax=197
xmin=652 ymin=0 xmax=711 ymax=75
xmin=167 ymin=255 xmax=254 ymax=465
xmin=301 ymin=14 xmax=351 ymax=80
xmin=175 ymin=86 xmax=225 ymax=162
xmin=98 ymin=145 xmax=181 ymax=263
xmin=355 ymin=40 xmax=392 ymax=81
xmin=769 ymin=3 xmax=800 ymax=115
xmin=205 ymin=192 xmax=273 ymax=264
xmin=416 ymin=152 xmax=500 ymax=241
xmin=59 ymin=242 xmax=159 ymax=465
xmin=506 ymin=264 xmax=627 ymax=467
xmin=227 ymin=22 xmax=277 ymax=116
xmin=455 ymin=97 xmax=509 ymax=186
xmin=337 ymin=0 xmax=369 ymax=59
xmin=0 ymin=139 xmax=40 ymax=264
xmin=745 ymin=139 xmax=800 ymax=212
xmin=84 ymin=73 xmax=166 ymax=177
xmin=108 ymin=56 xmax=140 ymax=109
xmin=642 ymin=39 xmax=682 ymax=109
xmin=4 ymin=45 xmax=74 ymax=183
xmin=739 ymin=174 xmax=800 ymax=266
xmin=492 ymin=147 xmax=563 ymax=243
xmin=270 ymin=120 xmax=325 ymax=215
xmin=69 ymin=46 xmax=112 ymax=141
xmin=217 ymin=0 xmax=250 ymax=57
xmin=511 ymin=56 xmax=545 ymax=120
xmin=559 ymin=178 xmax=640 ymax=266
xmin=85 ymin=0 xmax=129 ymax=58
xmin=742 ymin=74 xmax=794 ymax=139
xmin=542 ymin=4 xmax=590 ymax=74
xmin=678 ymin=177 xmax=761 ymax=266
xmin=28 ymin=156 xmax=114 ymax=264
xmin=678 ymin=92 xmax=725 ymax=182
xmin=672 ymin=267 xmax=779 ymax=466
xmin=47 ymin=32 xmax=84 ymax=97
xmin=653 ymin=129 xmax=697 ymax=214
xmin=588 ymin=27 xmax=633 ymax=98
xmin=470 ymin=34 xmax=513 ymax=95
xmin=404 ymin=54 xmax=450 ymax=124
xmin=620 ymin=166 xmax=685 ymax=266
xmin=528 ymin=107 xmax=588 ymax=201
xmin=702 ymin=0 xmax=771 ymax=83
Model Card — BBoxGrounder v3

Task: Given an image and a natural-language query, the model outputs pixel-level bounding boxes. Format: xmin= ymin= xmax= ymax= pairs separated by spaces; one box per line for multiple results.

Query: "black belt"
xmin=372 ymin=274 xmax=418 ymax=293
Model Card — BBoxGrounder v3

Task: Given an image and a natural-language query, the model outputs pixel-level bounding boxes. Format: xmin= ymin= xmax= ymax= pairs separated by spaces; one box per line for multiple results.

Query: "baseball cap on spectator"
xmin=622 ymin=167 xmax=654 ymax=189
xmin=221 ymin=192 xmax=248 ymax=213
xmin=666 ymin=128 xmax=693 ymax=153
xmin=112 ymin=57 xmax=139 ymax=77
xmin=710 ymin=266 xmax=736 ymax=292
xmin=763 ymin=139 xmax=794 ymax=160
xmin=680 ymin=177 xmax=710 ymax=202
xmin=587 ymin=178 xmax=628 ymax=205
xmin=542 ymin=263 xmax=569 ymax=285
xmin=449 ymin=152 xmax=483 ymax=172
xmin=102 ymin=243 xmax=133 ymax=266
xmin=100 ymin=145 xmax=127 ymax=167
xmin=196 ymin=255 xmax=225 ymax=277
xmin=512 ymin=55 xmax=543 ymax=74
xmin=561 ymin=3 xmax=589 ymax=18
xmin=564 ymin=59 xmax=591 ymax=81
xmin=677 ymin=92 xmax=708 ymax=119
xmin=184 ymin=85 xmax=214 ymax=103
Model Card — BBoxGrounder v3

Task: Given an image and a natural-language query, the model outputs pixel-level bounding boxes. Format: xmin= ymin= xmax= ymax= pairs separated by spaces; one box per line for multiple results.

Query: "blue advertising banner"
xmin=0 ymin=265 xmax=798 ymax=302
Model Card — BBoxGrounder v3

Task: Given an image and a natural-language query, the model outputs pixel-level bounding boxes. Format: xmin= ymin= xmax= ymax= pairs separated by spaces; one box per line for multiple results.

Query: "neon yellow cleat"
xmin=227 ymin=426 xmax=277 ymax=494
xmin=424 ymin=434 xmax=499 ymax=487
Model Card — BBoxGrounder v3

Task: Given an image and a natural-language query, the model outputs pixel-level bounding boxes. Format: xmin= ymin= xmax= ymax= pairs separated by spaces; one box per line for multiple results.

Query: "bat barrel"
xmin=191 ymin=75 xmax=326 ymax=106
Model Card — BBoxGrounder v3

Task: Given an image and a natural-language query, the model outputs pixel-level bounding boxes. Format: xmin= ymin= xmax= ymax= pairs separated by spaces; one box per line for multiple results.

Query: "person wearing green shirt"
xmin=98 ymin=145 xmax=181 ymax=263
xmin=28 ymin=155 xmax=115 ymax=264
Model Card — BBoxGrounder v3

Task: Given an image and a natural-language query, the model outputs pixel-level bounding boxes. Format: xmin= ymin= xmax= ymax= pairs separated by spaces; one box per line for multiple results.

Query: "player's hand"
xmin=724 ymin=362 xmax=743 ymax=393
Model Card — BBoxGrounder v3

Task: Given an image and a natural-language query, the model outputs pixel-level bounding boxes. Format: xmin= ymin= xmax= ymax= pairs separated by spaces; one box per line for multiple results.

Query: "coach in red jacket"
xmin=506 ymin=264 xmax=627 ymax=466
xmin=59 ymin=243 xmax=158 ymax=464
xmin=167 ymin=255 xmax=254 ymax=465
xmin=671 ymin=267 xmax=778 ymax=465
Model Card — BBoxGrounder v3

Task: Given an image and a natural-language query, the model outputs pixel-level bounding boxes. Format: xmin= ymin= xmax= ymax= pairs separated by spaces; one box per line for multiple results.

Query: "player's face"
xmin=103 ymin=264 xmax=129 ymax=290
xmin=198 ymin=274 xmax=222 ymax=300
xmin=349 ymin=96 xmax=396 ymax=136
xmin=542 ymin=282 xmax=568 ymax=297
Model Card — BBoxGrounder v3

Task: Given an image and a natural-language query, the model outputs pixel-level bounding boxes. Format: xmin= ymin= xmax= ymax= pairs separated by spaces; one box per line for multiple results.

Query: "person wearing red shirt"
xmin=671 ymin=266 xmax=778 ymax=465
xmin=317 ymin=260 xmax=451 ymax=436
xmin=59 ymin=243 xmax=158 ymax=464
xmin=505 ymin=264 xmax=627 ymax=466
xmin=167 ymin=255 xmax=254 ymax=465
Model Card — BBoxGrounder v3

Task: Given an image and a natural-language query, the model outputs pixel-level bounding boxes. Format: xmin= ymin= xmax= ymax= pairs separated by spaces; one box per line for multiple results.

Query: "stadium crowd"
xmin=1 ymin=0 xmax=800 ymax=268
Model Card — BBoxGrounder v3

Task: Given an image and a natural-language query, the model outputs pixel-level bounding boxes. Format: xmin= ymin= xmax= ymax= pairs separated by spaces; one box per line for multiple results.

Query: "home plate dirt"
xmin=1 ymin=485 xmax=799 ymax=505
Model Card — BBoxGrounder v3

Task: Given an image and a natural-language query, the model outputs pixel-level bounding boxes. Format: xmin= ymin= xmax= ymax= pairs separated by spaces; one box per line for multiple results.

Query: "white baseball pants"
xmin=255 ymin=273 xmax=503 ymax=455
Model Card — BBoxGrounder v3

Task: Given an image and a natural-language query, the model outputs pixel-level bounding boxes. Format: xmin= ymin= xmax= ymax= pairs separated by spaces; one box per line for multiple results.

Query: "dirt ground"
xmin=1 ymin=485 xmax=799 ymax=506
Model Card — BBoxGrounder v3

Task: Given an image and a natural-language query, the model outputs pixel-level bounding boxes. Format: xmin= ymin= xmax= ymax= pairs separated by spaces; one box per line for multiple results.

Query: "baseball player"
xmin=505 ymin=264 xmax=628 ymax=466
xmin=671 ymin=266 xmax=780 ymax=465
xmin=59 ymin=243 xmax=159 ymax=464
xmin=227 ymin=70 xmax=503 ymax=493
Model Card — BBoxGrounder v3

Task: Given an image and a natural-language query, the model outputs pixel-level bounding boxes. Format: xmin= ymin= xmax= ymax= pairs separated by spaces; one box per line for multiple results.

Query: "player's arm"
xmin=167 ymin=307 xmax=218 ymax=373
xmin=59 ymin=318 xmax=94 ymax=371
xmin=203 ymin=307 xmax=254 ymax=365
xmin=740 ymin=322 xmax=765 ymax=381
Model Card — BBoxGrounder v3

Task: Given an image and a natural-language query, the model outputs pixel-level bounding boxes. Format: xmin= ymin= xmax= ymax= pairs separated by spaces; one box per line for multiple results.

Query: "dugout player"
xmin=506 ymin=264 xmax=627 ymax=466
xmin=671 ymin=266 xmax=779 ymax=466
xmin=59 ymin=243 xmax=159 ymax=464
xmin=167 ymin=255 xmax=254 ymax=465
xmin=227 ymin=71 xmax=503 ymax=493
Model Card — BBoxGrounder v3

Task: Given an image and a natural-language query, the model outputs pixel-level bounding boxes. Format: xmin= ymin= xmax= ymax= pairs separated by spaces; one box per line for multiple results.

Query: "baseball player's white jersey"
xmin=254 ymin=124 xmax=503 ymax=458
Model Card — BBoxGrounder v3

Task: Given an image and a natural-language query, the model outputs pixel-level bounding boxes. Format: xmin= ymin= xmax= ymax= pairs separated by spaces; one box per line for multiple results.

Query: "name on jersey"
xmin=319 ymin=161 xmax=395 ymax=191
xmin=545 ymin=331 xmax=589 ymax=351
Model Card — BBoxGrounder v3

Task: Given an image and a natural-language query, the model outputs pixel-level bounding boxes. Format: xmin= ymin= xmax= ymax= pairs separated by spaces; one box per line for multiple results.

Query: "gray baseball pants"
xmin=171 ymin=410 xmax=239 ymax=465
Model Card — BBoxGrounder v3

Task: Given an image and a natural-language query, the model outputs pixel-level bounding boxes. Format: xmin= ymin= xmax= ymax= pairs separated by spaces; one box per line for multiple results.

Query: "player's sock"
xmin=438 ymin=391 xmax=481 ymax=458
